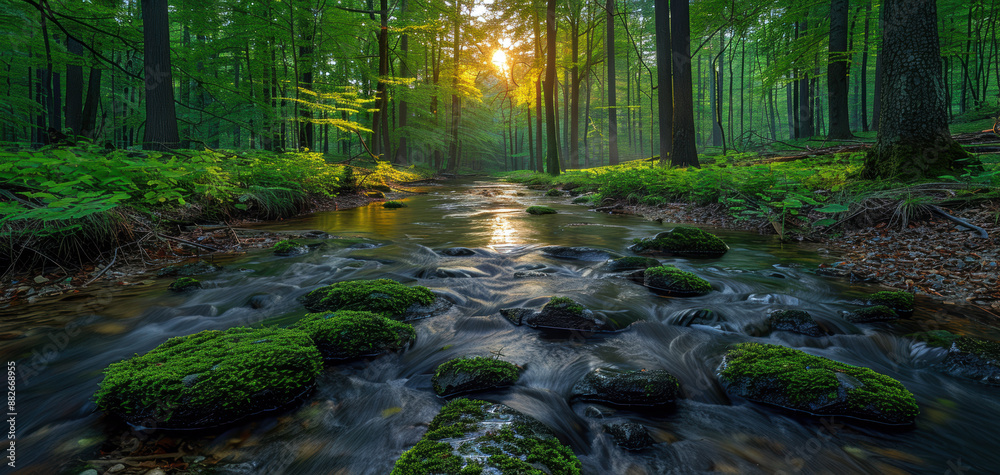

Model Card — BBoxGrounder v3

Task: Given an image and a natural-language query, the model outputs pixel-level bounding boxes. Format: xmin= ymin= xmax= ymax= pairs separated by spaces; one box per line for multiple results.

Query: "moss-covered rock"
xmin=272 ymin=239 xmax=304 ymax=256
xmin=540 ymin=246 xmax=619 ymax=261
xmin=94 ymin=327 xmax=322 ymax=429
xmin=526 ymin=206 xmax=557 ymax=215
xmin=866 ymin=290 xmax=914 ymax=315
xmin=571 ymin=195 xmax=592 ymax=204
xmin=630 ymin=226 xmax=729 ymax=258
xmin=432 ymin=357 xmax=520 ymax=396
xmin=939 ymin=336 xmax=1000 ymax=385
xmin=643 ymin=266 xmax=712 ymax=296
xmin=545 ymin=188 xmax=564 ymax=197
xmin=571 ymin=368 xmax=680 ymax=407
xmin=524 ymin=297 xmax=615 ymax=333
xmin=908 ymin=330 xmax=959 ymax=348
xmin=847 ymin=305 xmax=899 ymax=323
xmin=604 ymin=256 xmax=661 ymax=272
xmin=390 ymin=399 xmax=581 ymax=475
xmin=769 ymin=310 xmax=828 ymax=337
xmin=301 ymin=279 xmax=436 ymax=318
xmin=169 ymin=277 xmax=201 ymax=292
xmin=719 ymin=343 xmax=919 ymax=425
xmin=157 ymin=260 xmax=221 ymax=277
xmin=603 ymin=422 xmax=655 ymax=451
xmin=291 ymin=311 xmax=415 ymax=361
xmin=383 ymin=200 xmax=407 ymax=209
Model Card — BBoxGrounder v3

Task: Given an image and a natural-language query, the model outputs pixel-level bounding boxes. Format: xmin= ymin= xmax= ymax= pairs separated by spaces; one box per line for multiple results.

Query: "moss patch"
xmin=545 ymin=188 xmax=563 ymax=197
xmin=543 ymin=297 xmax=585 ymax=316
xmin=94 ymin=327 xmax=322 ymax=429
xmin=383 ymin=200 xmax=407 ymax=209
xmin=861 ymin=139 xmax=973 ymax=181
xmin=169 ymin=277 xmax=201 ymax=292
xmin=526 ymin=206 xmax=557 ymax=215
xmin=301 ymin=279 xmax=435 ymax=318
xmin=643 ymin=266 xmax=712 ymax=296
xmin=848 ymin=305 xmax=899 ymax=323
xmin=908 ymin=330 xmax=959 ymax=348
xmin=605 ymin=256 xmax=661 ymax=272
xmin=719 ymin=343 xmax=918 ymax=425
xmin=272 ymin=240 xmax=302 ymax=255
xmin=432 ymin=356 xmax=520 ymax=396
xmin=291 ymin=311 xmax=415 ymax=360
xmin=631 ymin=226 xmax=728 ymax=257
xmin=867 ymin=291 xmax=914 ymax=313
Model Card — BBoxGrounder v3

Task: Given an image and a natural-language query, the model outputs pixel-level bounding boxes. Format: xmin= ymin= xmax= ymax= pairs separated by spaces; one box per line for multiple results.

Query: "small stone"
xmin=107 ymin=464 xmax=126 ymax=473
xmin=34 ymin=275 xmax=49 ymax=284
xmin=77 ymin=470 xmax=98 ymax=475
xmin=143 ymin=469 xmax=167 ymax=475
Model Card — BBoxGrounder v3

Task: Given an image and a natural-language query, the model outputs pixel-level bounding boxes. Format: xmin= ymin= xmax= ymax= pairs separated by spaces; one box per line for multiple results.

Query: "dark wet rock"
xmin=513 ymin=270 xmax=548 ymax=278
xmin=169 ymin=277 xmax=202 ymax=292
xmin=400 ymin=295 xmax=454 ymax=320
xmin=847 ymin=305 xmax=898 ymax=323
xmin=432 ymin=356 xmax=520 ymax=396
xmin=866 ymin=290 xmax=914 ymax=316
xmin=391 ymin=399 xmax=581 ymax=474
xmin=604 ymin=256 xmax=661 ymax=272
xmin=604 ymin=422 xmax=655 ymax=450
xmin=540 ymin=246 xmax=621 ymax=261
xmin=667 ymin=308 xmax=728 ymax=328
xmin=291 ymin=310 xmax=414 ymax=361
xmin=157 ymin=260 xmax=221 ymax=277
xmin=938 ymin=336 xmax=1000 ymax=385
xmin=440 ymin=247 xmax=476 ymax=256
xmin=347 ymin=242 xmax=383 ymax=249
xmin=571 ymin=368 xmax=681 ymax=407
xmin=769 ymin=310 xmax=828 ymax=337
xmin=719 ymin=343 xmax=919 ymax=425
xmin=247 ymin=293 xmax=277 ymax=309
xmin=94 ymin=327 xmax=322 ymax=429
xmin=630 ymin=226 xmax=729 ymax=258
xmin=301 ymin=279 xmax=438 ymax=319
xmin=416 ymin=267 xmax=490 ymax=279
xmin=642 ymin=266 xmax=712 ymax=297
xmin=908 ymin=330 xmax=960 ymax=348
xmin=499 ymin=308 xmax=533 ymax=326
xmin=584 ymin=405 xmax=616 ymax=418
xmin=273 ymin=240 xmax=305 ymax=256
xmin=524 ymin=297 xmax=615 ymax=333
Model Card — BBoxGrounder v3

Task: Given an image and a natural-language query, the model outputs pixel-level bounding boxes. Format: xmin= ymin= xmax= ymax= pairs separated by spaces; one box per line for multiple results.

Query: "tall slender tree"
xmin=544 ymin=0 xmax=560 ymax=175
xmin=827 ymin=0 xmax=853 ymax=139
xmin=654 ymin=0 xmax=671 ymax=163
xmin=605 ymin=0 xmax=619 ymax=166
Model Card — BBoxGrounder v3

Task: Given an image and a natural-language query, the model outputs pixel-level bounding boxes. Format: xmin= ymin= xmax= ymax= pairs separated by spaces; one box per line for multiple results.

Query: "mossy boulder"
xmin=526 ymin=205 xmax=557 ymax=215
xmin=383 ymin=200 xmax=407 ymax=209
xmin=719 ymin=343 xmax=919 ymax=425
xmin=524 ymin=297 xmax=615 ymax=333
xmin=847 ymin=305 xmax=899 ymax=323
xmin=630 ymin=227 xmax=729 ymax=258
xmin=939 ymin=336 xmax=1000 ymax=385
xmin=273 ymin=239 xmax=304 ymax=256
xmin=169 ymin=277 xmax=201 ymax=292
xmin=94 ymin=327 xmax=322 ymax=429
xmin=545 ymin=188 xmax=564 ymax=197
xmin=291 ymin=311 xmax=415 ymax=361
xmin=866 ymin=290 xmax=914 ymax=316
xmin=301 ymin=279 xmax=437 ymax=319
xmin=603 ymin=422 xmax=655 ymax=451
xmin=540 ymin=246 xmax=619 ymax=261
xmin=432 ymin=356 xmax=520 ymax=397
xmin=769 ymin=310 xmax=828 ymax=337
xmin=604 ymin=256 xmax=661 ymax=272
xmin=571 ymin=195 xmax=593 ymax=204
xmin=390 ymin=399 xmax=581 ymax=475
xmin=571 ymin=368 xmax=681 ymax=407
xmin=643 ymin=266 xmax=712 ymax=296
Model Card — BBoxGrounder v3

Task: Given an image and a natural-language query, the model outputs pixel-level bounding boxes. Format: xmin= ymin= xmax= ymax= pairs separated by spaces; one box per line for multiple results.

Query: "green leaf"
xmin=815 ymin=204 xmax=849 ymax=213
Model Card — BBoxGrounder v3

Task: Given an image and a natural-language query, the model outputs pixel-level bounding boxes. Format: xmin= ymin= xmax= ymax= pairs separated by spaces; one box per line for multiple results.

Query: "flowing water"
xmin=3 ymin=180 xmax=999 ymax=474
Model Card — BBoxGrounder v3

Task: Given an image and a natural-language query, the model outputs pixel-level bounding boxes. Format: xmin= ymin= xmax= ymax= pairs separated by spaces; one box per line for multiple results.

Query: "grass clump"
xmin=93 ymin=327 xmax=322 ymax=428
xmin=301 ymin=279 xmax=435 ymax=317
xmin=526 ymin=205 xmax=557 ymax=215
xmin=432 ymin=356 xmax=521 ymax=396
xmin=643 ymin=266 xmax=712 ymax=295
xmin=168 ymin=277 xmax=201 ymax=292
xmin=383 ymin=200 xmax=407 ymax=209
xmin=291 ymin=311 xmax=415 ymax=360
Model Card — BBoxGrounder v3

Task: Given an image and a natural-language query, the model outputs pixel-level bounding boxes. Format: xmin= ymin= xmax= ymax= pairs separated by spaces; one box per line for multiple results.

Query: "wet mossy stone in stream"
xmin=273 ymin=239 xmax=304 ymax=256
xmin=383 ymin=200 xmax=407 ymax=209
xmin=526 ymin=205 xmax=557 ymax=215
xmin=643 ymin=266 xmax=712 ymax=297
xmin=603 ymin=422 xmax=655 ymax=451
xmin=768 ymin=310 xmax=828 ymax=337
xmin=867 ymin=290 xmax=914 ymax=316
xmin=524 ymin=297 xmax=615 ymax=333
xmin=604 ymin=256 xmax=661 ymax=272
xmin=157 ymin=260 xmax=221 ymax=277
xmin=718 ymin=343 xmax=919 ymax=425
xmin=939 ymin=336 xmax=1000 ymax=385
xmin=432 ymin=356 xmax=520 ymax=397
xmin=908 ymin=330 xmax=960 ymax=348
xmin=291 ymin=311 xmax=415 ymax=361
xmin=630 ymin=226 xmax=729 ymax=258
xmin=545 ymin=188 xmax=564 ymax=197
xmin=847 ymin=305 xmax=899 ymax=323
xmin=540 ymin=246 xmax=620 ymax=261
xmin=571 ymin=368 xmax=681 ymax=407
xmin=390 ymin=398 xmax=582 ymax=475
xmin=300 ymin=279 xmax=436 ymax=318
xmin=93 ymin=327 xmax=322 ymax=429
xmin=168 ymin=277 xmax=201 ymax=292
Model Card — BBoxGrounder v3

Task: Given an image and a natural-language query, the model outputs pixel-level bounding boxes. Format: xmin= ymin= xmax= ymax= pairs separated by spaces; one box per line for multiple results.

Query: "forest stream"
xmin=3 ymin=179 xmax=1000 ymax=474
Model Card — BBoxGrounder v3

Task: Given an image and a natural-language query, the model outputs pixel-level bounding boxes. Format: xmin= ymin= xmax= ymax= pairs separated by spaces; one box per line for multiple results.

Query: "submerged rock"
xmin=524 ymin=297 xmax=615 ymax=333
xmin=769 ymin=310 xmax=828 ymax=337
xmin=540 ymin=246 xmax=620 ymax=261
xmin=571 ymin=368 xmax=681 ymax=407
xmin=291 ymin=311 xmax=414 ymax=361
xmin=499 ymin=308 xmax=533 ymax=326
xmin=643 ymin=266 xmax=712 ymax=297
xmin=94 ymin=327 xmax=322 ymax=429
xmin=847 ymin=305 xmax=899 ymax=323
xmin=168 ymin=277 xmax=202 ymax=292
xmin=526 ymin=205 xmax=557 ymax=215
xmin=383 ymin=200 xmax=407 ymax=209
xmin=300 ymin=279 xmax=438 ymax=319
xmin=432 ymin=356 xmax=520 ymax=396
xmin=604 ymin=422 xmax=655 ymax=450
xmin=247 ymin=293 xmax=277 ymax=309
xmin=939 ymin=336 xmax=1000 ymax=385
xmin=630 ymin=226 xmax=729 ymax=258
xmin=273 ymin=239 xmax=305 ymax=256
xmin=719 ymin=343 xmax=919 ymax=425
xmin=440 ymin=247 xmax=476 ymax=256
xmin=604 ymin=256 xmax=661 ymax=272
xmin=390 ymin=399 xmax=581 ymax=475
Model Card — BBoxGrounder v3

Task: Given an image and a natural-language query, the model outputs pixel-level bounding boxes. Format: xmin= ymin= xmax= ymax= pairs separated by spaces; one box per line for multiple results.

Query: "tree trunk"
xmin=860 ymin=0 xmax=872 ymax=132
xmin=862 ymin=0 xmax=970 ymax=180
xmin=605 ymin=0 xmax=619 ymax=166
xmin=827 ymin=0 xmax=853 ymax=139
xmin=670 ymin=0 xmax=698 ymax=168
xmin=544 ymin=0 xmax=560 ymax=175
xmin=65 ymin=37 xmax=83 ymax=135
xmin=141 ymin=0 xmax=179 ymax=151
xmin=569 ymin=9 xmax=580 ymax=169
xmin=655 ymin=0 xmax=671 ymax=163
xmin=394 ymin=0 xmax=410 ymax=164
xmin=447 ymin=0 xmax=462 ymax=172
xmin=711 ymin=35 xmax=723 ymax=147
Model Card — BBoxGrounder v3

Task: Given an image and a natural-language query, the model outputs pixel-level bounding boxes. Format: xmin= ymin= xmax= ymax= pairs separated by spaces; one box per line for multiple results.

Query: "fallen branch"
xmin=155 ymin=234 xmax=223 ymax=252
xmin=82 ymin=247 xmax=117 ymax=287
xmin=929 ymin=205 xmax=989 ymax=239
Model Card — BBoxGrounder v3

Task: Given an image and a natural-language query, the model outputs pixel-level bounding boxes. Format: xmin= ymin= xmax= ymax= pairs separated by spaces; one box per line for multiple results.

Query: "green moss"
xmin=571 ymin=195 xmax=591 ymax=204
xmin=545 ymin=188 xmax=563 ymax=197
xmin=848 ymin=305 xmax=899 ymax=323
xmin=955 ymin=336 xmax=1000 ymax=362
xmin=908 ymin=330 xmax=960 ymax=348
xmin=272 ymin=240 xmax=301 ymax=255
xmin=432 ymin=357 xmax=520 ymax=396
xmin=632 ymin=227 xmax=728 ymax=256
xmin=861 ymin=139 xmax=973 ymax=181
xmin=390 ymin=440 xmax=469 ymax=475
xmin=169 ymin=277 xmax=201 ymax=292
xmin=526 ymin=206 xmax=557 ymax=215
xmin=719 ymin=343 xmax=918 ymax=423
xmin=383 ymin=200 xmax=407 ymax=208
xmin=543 ymin=297 xmax=585 ymax=315
xmin=868 ymin=291 xmax=914 ymax=312
xmin=291 ymin=311 xmax=415 ymax=360
xmin=605 ymin=256 xmax=660 ymax=271
xmin=769 ymin=310 xmax=811 ymax=324
xmin=93 ymin=327 xmax=322 ymax=428
xmin=643 ymin=266 xmax=712 ymax=294
xmin=301 ymin=279 xmax=435 ymax=317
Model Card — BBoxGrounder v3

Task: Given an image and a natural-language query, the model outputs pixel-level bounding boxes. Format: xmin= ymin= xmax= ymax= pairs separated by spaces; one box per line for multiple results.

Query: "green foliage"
xmin=432 ymin=356 xmax=520 ymax=396
xmin=291 ymin=311 xmax=415 ymax=360
xmin=300 ymin=279 xmax=436 ymax=317
xmin=525 ymin=206 xmax=557 ymax=215
xmin=545 ymin=188 xmax=563 ymax=197
xmin=168 ymin=277 xmax=202 ymax=292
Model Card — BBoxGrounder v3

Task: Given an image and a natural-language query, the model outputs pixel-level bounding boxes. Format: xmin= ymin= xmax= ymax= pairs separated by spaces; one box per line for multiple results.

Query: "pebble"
xmin=78 ymin=470 xmax=98 ymax=475
xmin=108 ymin=464 xmax=126 ymax=473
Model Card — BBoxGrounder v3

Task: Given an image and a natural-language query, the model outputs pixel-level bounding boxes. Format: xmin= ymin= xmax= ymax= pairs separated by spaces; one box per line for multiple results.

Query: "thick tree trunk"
xmin=827 ymin=0 xmax=853 ymax=139
xmin=80 ymin=67 xmax=101 ymax=139
xmin=544 ymin=0 xmax=560 ymax=175
xmin=655 ymin=0 xmax=671 ymax=163
xmin=141 ymin=0 xmax=179 ymax=151
xmin=862 ymin=0 xmax=970 ymax=180
xmin=670 ymin=0 xmax=698 ymax=168
xmin=605 ymin=0 xmax=618 ymax=166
